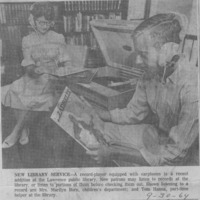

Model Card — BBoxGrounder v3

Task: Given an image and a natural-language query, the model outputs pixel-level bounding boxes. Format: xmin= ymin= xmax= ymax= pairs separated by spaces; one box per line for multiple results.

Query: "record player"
xmin=69 ymin=19 xmax=145 ymax=110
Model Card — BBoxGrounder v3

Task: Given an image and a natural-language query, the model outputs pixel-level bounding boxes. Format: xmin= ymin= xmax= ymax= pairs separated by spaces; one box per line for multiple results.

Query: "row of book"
xmin=0 ymin=3 xmax=30 ymax=25
xmin=0 ymin=25 xmax=22 ymax=60
xmin=0 ymin=25 xmax=22 ymax=46
xmin=65 ymin=32 xmax=98 ymax=49
xmin=63 ymin=13 xmax=90 ymax=33
xmin=64 ymin=0 xmax=121 ymax=12
xmin=63 ymin=12 xmax=121 ymax=33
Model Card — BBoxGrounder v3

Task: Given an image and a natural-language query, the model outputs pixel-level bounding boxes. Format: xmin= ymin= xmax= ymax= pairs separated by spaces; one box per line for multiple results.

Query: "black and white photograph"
xmin=0 ymin=0 xmax=199 ymax=199
xmin=1 ymin=0 xmax=199 ymax=169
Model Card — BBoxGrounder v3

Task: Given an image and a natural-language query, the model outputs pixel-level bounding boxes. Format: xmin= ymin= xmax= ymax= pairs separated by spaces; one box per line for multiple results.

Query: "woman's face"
xmin=35 ymin=16 xmax=52 ymax=35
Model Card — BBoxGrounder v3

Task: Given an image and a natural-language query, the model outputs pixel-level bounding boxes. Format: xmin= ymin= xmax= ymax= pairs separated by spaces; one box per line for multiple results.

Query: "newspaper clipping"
xmin=0 ymin=0 xmax=199 ymax=199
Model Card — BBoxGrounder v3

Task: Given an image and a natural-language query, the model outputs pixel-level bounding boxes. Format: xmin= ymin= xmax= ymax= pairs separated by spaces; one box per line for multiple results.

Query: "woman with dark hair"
xmin=30 ymin=2 xmax=55 ymax=21
xmin=2 ymin=2 xmax=70 ymax=148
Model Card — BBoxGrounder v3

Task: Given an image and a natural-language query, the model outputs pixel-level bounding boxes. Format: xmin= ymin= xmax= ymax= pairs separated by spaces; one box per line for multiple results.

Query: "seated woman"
xmin=2 ymin=2 xmax=71 ymax=148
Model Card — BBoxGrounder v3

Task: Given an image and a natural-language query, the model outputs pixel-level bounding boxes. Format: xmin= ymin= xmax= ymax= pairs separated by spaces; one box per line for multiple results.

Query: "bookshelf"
xmin=61 ymin=0 xmax=123 ymax=47
xmin=0 ymin=2 xmax=32 ymax=84
xmin=60 ymin=0 xmax=126 ymax=67
xmin=0 ymin=3 xmax=31 ymax=58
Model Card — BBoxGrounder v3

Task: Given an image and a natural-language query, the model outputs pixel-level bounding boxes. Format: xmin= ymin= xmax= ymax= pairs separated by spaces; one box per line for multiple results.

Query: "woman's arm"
xmin=21 ymin=36 xmax=35 ymax=67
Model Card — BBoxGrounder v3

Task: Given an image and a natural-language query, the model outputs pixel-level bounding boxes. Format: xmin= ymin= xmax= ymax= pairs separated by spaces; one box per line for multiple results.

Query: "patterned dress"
xmin=2 ymin=30 xmax=70 ymax=111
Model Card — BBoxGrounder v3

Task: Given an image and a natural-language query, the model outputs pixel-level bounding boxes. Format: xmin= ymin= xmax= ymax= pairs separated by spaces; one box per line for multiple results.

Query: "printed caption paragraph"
xmin=14 ymin=171 xmax=191 ymax=200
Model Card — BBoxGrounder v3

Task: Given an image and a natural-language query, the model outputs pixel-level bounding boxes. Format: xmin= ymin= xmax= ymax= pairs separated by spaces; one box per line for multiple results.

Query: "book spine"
xmin=0 ymin=5 xmax=3 ymax=24
xmin=64 ymin=1 xmax=67 ymax=11
xmin=118 ymin=0 xmax=121 ymax=10
xmin=24 ymin=3 xmax=28 ymax=24
xmin=90 ymin=1 xmax=93 ymax=11
xmin=106 ymin=0 xmax=108 ymax=10
xmin=86 ymin=1 xmax=89 ymax=11
xmin=63 ymin=15 xmax=67 ymax=33
xmin=13 ymin=4 xmax=16 ymax=25
xmin=96 ymin=0 xmax=99 ymax=11
xmin=26 ymin=3 xmax=30 ymax=24
xmin=94 ymin=0 xmax=96 ymax=11
xmin=0 ymin=39 xmax=2 ymax=63
xmin=69 ymin=16 xmax=73 ymax=32
xmin=103 ymin=0 xmax=106 ymax=11
xmin=82 ymin=15 xmax=86 ymax=32
xmin=113 ymin=0 xmax=116 ymax=10
xmin=74 ymin=1 xmax=78 ymax=12
xmin=79 ymin=1 xmax=82 ymax=11
xmin=10 ymin=4 xmax=13 ymax=25
xmin=3 ymin=4 xmax=6 ymax=24
xmin=68 ymin=1 xmax=71 ymax=12
xmin=77 ymin=1 xmax=80 ymax=11
xmin=16 ymin=3 xmax=19 ymax=25
xmin=87 ymin=15 xmax=90 ymax=31
xmin=75 ymin=15 xmax=78 ymax=32
xmin=82 ymin=1 xmax=85 ymax=11
xmin=79 ymin=12 xmax=83 ymax=32
xmin=72 ymin=1 xmax=75 ymax=12
xmin=80 ymin=33 xmax=83 ymax=45
xmin=0 ymin=5 xmax=2 ymax=24
xmin=84 ymin=1 xmax=87 ymax=11
xmin=75 ymin=12 xmax=82 ymax=32
xmin=16 ymin=3 xmax=20 ymax=25
xmin=92 ymin=1 xmax=95 ymax=11
xmin=99 ymin=0 xmax=102 ymax=11
xmin=11 ymin=4 xmax=15 ymax=25
xmin=6 ymin=4 xmax=10 ymax=25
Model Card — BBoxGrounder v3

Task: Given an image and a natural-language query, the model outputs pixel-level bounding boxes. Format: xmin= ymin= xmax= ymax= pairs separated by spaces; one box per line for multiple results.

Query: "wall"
xmin=128 ymin=0 xmax=197 ymax=34
xmin=127 ymin=0 xmax=146 ymax=19
xmin=150 ymin=0 xmax=197 ymax=35
xmin=127 ymin=0 xmax=198 ymax=65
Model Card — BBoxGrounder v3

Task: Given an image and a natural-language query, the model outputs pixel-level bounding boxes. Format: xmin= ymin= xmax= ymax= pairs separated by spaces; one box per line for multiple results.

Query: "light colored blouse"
xmin=21 ymin=30 xmax=70 ymax=67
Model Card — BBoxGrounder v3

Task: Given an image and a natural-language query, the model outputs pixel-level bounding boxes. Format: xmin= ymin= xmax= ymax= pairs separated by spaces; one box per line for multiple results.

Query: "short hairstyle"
xmin=30 ymin=2 xmax=55 ymax=21
xmin=132 ymin=13 xmax=185 ymax=48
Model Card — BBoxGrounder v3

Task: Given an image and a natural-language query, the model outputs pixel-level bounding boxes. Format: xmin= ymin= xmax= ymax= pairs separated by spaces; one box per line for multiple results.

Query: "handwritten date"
xmin=146 ymin=192 xmax=189 ymax=200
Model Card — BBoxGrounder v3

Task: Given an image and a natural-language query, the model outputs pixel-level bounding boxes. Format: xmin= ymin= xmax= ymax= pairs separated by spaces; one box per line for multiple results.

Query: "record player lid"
xmin=90 ymin=19 xmax=143 ymax=71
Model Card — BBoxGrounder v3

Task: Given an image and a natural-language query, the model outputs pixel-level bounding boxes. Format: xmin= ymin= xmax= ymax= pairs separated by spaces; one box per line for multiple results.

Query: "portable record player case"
xmin=69 ymin=19 xmax=145 ymax=110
